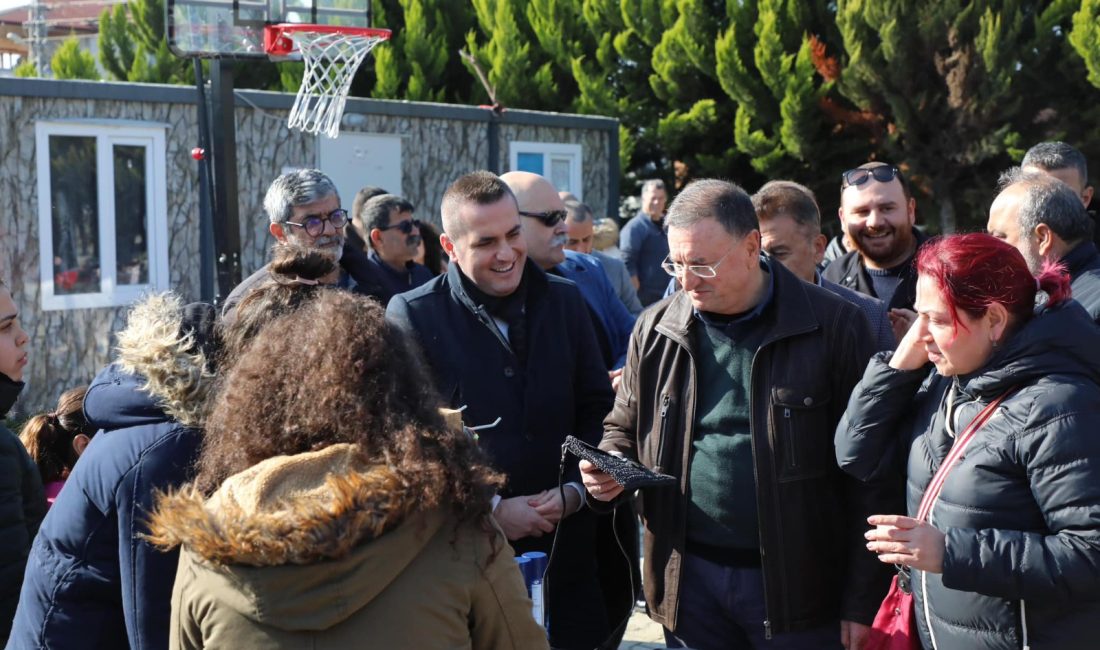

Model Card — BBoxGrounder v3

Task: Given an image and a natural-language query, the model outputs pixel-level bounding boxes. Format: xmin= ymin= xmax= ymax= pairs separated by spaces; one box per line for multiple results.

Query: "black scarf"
xmin=458 ymin=266 xmax=529 ymax=366
xmin=0 ymin=372 xmax=25 ymax=420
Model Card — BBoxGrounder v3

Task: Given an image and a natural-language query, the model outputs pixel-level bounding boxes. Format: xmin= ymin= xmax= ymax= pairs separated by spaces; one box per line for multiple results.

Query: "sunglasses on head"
xmin=378 ymin=218 xmax=422 ymax=235
xmin=841 ymin=166 xmax=900 ymax=189
xmin=519 ymin=209 xmax=567 ymax=228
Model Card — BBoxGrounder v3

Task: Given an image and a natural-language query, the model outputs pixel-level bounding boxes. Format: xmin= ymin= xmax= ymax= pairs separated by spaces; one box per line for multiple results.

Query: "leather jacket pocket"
xmin=772 ymin=384 xmax=831 ymax=482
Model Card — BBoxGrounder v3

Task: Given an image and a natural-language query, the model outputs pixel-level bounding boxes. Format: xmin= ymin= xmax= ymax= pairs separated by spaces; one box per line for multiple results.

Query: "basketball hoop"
xmin=264 ymin=24 xmax=391 ymax=139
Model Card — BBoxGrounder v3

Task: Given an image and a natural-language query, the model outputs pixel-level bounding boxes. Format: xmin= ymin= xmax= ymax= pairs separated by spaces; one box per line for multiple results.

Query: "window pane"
xmin=49 ymin=135 xmax=100 ymax=295
xmin=517 ymin=152 xmax=544 ymax=175
xmin=114 ymin=145 xmax=149 ymax=286
xmin=550 ymin=157 xmax=572 ymax=193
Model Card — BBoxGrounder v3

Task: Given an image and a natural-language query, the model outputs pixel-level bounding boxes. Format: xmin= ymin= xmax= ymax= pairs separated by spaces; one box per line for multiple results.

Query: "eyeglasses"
xmin=841 ymin=166 xmax=900 ymax=189
xmin=661 ymin=245 xmax=736 ymax=279
xmin=378 ymin=218 xmax=422 ymax=235
xmin=519 ymin=209 xmax=567 ymax=228
xmin=284 ymin=208 xmax=349 ymax=237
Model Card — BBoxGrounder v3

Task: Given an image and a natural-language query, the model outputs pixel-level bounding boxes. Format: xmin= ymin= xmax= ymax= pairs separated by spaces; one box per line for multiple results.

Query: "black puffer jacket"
xmin=836 ymin=301 xmax=1100 ymax=650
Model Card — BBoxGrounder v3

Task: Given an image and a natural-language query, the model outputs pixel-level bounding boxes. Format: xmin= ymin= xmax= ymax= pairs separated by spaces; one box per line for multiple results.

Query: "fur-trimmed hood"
xmin=86 ymin=293 xmax=215 ymax=430
xmin=146 ymin=443 xmax=446 ymax=631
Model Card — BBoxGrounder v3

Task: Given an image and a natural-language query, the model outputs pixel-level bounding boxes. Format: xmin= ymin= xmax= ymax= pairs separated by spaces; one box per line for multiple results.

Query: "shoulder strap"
xmin=916 ymin=388 xmax=1014 ymax=522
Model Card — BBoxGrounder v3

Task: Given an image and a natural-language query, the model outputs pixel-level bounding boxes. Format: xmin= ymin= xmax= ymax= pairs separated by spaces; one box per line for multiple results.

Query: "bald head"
xmin=502 ymin=171 xmax=566 ymax=214
xmin=501 ymin=171 xmax=568 ymax=268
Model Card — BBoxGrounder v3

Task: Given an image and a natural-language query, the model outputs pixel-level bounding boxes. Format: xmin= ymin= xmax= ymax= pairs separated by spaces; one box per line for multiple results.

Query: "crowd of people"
xmin=1 ymin=139 xmax=1099 ymax=650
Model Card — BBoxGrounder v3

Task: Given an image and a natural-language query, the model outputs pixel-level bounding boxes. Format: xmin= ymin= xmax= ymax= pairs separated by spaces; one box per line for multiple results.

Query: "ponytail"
xmin=19 ymin=386 xmax=93 ymax=484
xmin=1035 ymin=259 xmax=1073 ymax=308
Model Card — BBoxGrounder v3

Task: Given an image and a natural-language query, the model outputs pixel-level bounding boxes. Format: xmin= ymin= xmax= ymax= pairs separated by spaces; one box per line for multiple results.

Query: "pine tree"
xmin=1071 ymin=0 xmax=1100 ymax=88
xmin=97 ymin=0 xmax=189 ymax=84
xmin=465 ymin=0 xmax=559 ymax=108
xmin=372 ymin=0 xmax=452 ymax=102
xmin=51 ymin=35 xmax=99 ymax=80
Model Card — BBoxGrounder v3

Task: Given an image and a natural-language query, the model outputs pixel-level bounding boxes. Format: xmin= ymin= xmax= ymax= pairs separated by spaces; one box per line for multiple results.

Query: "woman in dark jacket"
xmin=836 ymin=233 xmax=1100 ymax=650
xmin=0 ymin=279 xmax=44 ymax=645
xmin=8 ymin=294 xmax=216 ymax=650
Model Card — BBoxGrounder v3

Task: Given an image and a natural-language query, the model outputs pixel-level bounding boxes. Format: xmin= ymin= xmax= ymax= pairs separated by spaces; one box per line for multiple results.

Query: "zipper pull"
xmin=783 ymin=407 xmax=791 ymax=419
xmin=660 ymin=394 xmax=671 ymax=418
xmin=764 ymin=620 xmax=772 ymax=640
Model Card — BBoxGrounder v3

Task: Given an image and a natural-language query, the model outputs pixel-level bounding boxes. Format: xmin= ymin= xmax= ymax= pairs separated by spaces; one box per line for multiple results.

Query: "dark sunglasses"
xmin=519 ymin=209 xmax=567 ymax=228
xmin=378 ymin=218 xmax=422 ymax=235
xmin=284 ymin=208 xmax=349 ymax=237
xmin=841 ymin=166 xmax=900 ymax=189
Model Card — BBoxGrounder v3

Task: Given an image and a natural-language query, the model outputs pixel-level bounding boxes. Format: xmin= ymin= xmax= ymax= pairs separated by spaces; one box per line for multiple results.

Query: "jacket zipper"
xmin=1020 ymin=600 xmax=1030 ymax=650
xmin=782 ymin=407 xmax=796 ymax=470
xmin=655 ymin=393 xmax=671 ymax=472
xmin=748 ymin=348 xmax=772 ymax=641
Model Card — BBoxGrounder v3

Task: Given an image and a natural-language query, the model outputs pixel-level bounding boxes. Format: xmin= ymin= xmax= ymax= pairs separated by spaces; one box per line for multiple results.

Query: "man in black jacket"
xmin=221 ymin=169 xmax=384 ymax=322
xmin=988 ymin=168 xmax=1100 ymax=322
xmin=582 ymin=179 xmax=897 ymax=650
xmin=386 ymin=171 xmax=614 ymax=650
xmin=822 ymin=162 xmax=928 ymax=341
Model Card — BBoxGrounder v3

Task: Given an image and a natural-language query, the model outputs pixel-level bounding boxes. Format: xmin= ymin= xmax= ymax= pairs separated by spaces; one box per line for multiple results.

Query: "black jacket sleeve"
xmin=566 ymin=287 xmax=615 ymax=483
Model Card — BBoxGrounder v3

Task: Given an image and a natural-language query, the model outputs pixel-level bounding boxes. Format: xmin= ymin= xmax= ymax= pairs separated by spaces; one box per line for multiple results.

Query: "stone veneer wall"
xmin=0 ymin=79 xmax=617 ymax=415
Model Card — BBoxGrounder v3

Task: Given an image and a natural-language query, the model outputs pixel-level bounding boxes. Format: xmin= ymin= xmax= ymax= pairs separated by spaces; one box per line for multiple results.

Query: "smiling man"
xmin=822 ymin=162 xmax=929 ymax=340
xmin=385 ymin=170 xmax=614 ymax=650
xmin=582 ymin=179 xmax=894 ymax=650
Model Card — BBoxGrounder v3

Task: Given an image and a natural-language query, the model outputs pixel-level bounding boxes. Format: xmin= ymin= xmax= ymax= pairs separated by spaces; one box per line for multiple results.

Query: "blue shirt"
xmin=620 ymin=211 xmax=670 ymax=306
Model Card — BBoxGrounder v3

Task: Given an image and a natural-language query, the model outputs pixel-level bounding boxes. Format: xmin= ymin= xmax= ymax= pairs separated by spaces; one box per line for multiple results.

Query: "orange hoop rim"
xmin=263 ymin=24 xmax=391 ymax=57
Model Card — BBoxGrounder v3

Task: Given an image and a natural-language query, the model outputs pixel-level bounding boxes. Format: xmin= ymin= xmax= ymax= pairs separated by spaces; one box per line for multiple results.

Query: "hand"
xmin=528 ymin=487 xmax=581 ymax=524
xmin=494 ymin=495 xmax=556 ymax=541
xmin=865 ymin=514 xmax=945 ymax=573
xmin=609 ymin=368 xmax=624 ymax=392
xmin=580 ymin=459 xmax=624 ymax=502
xmin=888 ymin=313 xmax=929 ymax=371
xmin=888 ymin=308 xmax=918 ymax=346
xmin=841 ymin=620 xmax=870 ymax=650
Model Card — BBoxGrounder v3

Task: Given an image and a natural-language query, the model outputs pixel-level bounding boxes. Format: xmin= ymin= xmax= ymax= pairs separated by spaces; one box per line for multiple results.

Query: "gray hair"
xmin=361 ymin=194 xmax=416 ymax=232
xmin=752 ymin=180 xmax=821 ymax=234
xmin=564 ymin=200 xmax=593 ymax=223
xmin=1022 ymin=141 xmax=1088 ymax=184
xmin=998 ymin=167 xmax=1092 ymax=244
xmin=665 ymin=179 xmax=757 ymax=238
xmin=263 ymin=169 xmax=340 ymax=224
xmin=641 ymin=179 xmax=666 ymax=195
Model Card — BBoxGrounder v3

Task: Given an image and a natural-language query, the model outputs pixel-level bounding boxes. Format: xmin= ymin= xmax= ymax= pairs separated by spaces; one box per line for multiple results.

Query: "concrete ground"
xmin=617 ymin=607 xmax=665 ymax=649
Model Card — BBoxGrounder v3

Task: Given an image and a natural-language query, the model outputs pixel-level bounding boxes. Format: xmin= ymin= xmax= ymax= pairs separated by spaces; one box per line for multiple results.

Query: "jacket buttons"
xmin=504 ymin=366 xmax=515 ymax=378
xmin=803 ymin=397 xmax=813 ymax=406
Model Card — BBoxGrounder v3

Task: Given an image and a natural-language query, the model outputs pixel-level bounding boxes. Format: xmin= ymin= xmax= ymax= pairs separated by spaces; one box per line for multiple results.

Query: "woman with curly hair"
xmin=147 ymin=291 xmax=547 ymax=650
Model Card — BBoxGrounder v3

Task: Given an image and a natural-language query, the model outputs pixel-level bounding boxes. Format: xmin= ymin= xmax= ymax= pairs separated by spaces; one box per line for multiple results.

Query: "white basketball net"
xmin=286 ymin=30 xmax=388 ymax=138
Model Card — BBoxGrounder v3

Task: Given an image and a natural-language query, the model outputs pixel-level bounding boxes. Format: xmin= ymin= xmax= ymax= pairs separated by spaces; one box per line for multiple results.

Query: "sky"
xmin=0 ymin=0 xmax=28 ymax=11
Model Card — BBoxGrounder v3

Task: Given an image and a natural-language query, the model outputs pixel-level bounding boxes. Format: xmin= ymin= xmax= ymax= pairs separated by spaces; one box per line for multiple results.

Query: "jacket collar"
xmin=656 ymin=257 xmax=819 ymax=349
xmin=1061 ymin=241 xmax=1100 ymax=278
xmin=0 ymin=373 xmax=23 ymax=419
xmin=446 ymin=257 xmax=549 ymax=317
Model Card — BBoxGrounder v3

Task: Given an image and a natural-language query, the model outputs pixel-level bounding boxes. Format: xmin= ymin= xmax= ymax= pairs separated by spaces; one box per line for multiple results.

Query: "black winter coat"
xmin=1062 ymin=240 xmax=1100 ymax=323
xmin=836 ymin=301 xmax=1100 ymax=650
xmin=0 ymin=376 xmax=45 ymax=644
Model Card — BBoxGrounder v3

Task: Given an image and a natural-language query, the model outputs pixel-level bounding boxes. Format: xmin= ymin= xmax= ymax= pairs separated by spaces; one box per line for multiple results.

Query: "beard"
xmin=313 ymin=234 xmax=345 ymax=263
xmin=849 ymin=224 xmax=916 ymax=268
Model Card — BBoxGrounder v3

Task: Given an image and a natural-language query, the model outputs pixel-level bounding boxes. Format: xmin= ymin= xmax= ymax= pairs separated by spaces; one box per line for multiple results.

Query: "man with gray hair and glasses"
xmin=221 ymin=168 xmax=383 ymax=322
xmin=988 ymin=167 xmax=1100 ymax=321
xmin=581 ymin=179 xmax=896 ymax=650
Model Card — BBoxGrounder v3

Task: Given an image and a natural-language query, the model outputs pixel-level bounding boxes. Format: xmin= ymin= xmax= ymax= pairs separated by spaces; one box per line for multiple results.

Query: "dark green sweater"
xmin=685 ymin=313 xmax=769 ymax=552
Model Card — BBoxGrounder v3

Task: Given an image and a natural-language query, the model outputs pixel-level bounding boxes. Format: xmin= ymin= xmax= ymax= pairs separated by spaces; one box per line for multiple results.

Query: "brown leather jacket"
xmin=596 ymin=261 xmax=898 ymax=636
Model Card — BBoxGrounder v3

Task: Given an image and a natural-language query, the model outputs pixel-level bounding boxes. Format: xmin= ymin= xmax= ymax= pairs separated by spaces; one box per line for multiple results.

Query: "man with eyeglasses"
xmin=501 ymin=171 xmax=636 ymax=371
xmin=386 ymin=171 xmax=614 ymax=650
xmin=621 ymin=179 xmax=671 ymax=306
xmin=822 ymin=162 xmax=929 ymax=342
xmin=581 ymin=179 xmax=896 ymax=650
xmin=221 ymin=169 xmax=384 ymax=322
xmin=358 ymin=193 xmax=433 ymax=305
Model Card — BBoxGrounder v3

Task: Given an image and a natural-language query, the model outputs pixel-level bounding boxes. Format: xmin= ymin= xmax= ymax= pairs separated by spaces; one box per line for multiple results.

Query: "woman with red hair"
xmin=836 ymin=233 xmax=1100 ymax=649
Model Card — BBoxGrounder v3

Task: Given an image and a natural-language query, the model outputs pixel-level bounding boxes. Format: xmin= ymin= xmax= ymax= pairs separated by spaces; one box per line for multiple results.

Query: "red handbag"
xmin=863 ymin=389 xmax=1013 ymax=650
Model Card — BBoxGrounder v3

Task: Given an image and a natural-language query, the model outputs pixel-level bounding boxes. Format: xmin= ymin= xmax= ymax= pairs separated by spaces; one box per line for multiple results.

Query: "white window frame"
xmin=35 ymin=121 xmax=169 ymax=311
xmin=509 ymin=141 xmax=583 ymax=200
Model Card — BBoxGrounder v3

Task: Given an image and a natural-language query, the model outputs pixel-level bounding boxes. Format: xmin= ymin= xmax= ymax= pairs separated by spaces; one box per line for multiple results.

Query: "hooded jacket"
xmin=836 ymin=300 xmax=1100 ymax=650
xmin=146 ymin=443 xmax=548 ymax=650
xmin=0 ymin=375 xmax=45 ymax=644
xmin=8 ymin=297 xmax=213 ymax=650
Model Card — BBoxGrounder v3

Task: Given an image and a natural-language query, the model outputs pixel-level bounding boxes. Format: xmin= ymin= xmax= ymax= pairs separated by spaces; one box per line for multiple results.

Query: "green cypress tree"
xmin=51 ymin=36 xmax=99 ymax=80
xmin=1070 ymin=0 xmax=1100 ymax=88
xmin=466 ymin=0 xmax=558 ymax=108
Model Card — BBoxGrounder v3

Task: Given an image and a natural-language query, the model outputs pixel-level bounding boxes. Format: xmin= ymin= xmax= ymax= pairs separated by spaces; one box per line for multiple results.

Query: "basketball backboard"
xmin=167 ymin=0 xmax=372 ymax=59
